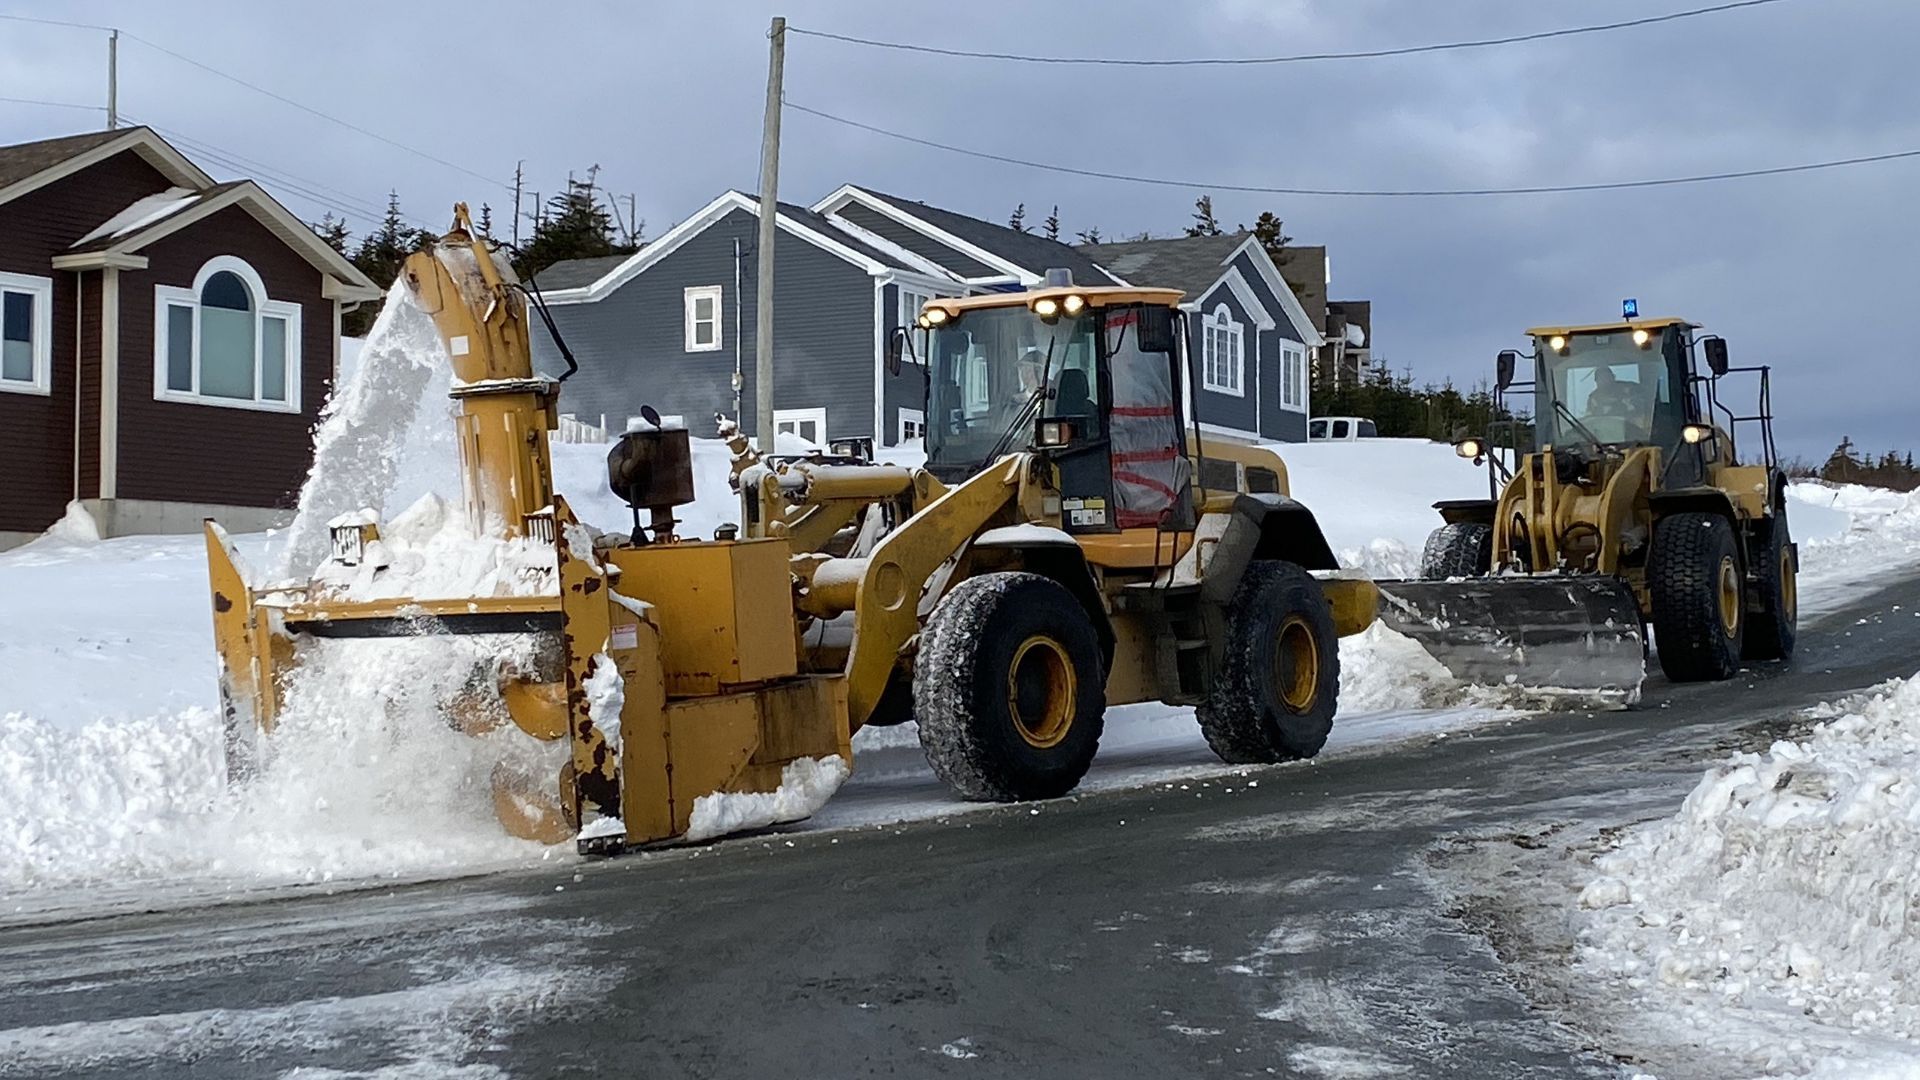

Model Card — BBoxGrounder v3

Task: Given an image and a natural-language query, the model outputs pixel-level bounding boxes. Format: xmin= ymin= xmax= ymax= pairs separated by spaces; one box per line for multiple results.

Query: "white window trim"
xmin=684 ymin=284 xmax=722 ymax=353
xmin=898 ymin=407 xmax=925 ymax=444
xmin=774 ymin=407 xmax=828 ymax=446
xmin=0 ymin=271 xmax=54 ymax=396
xmin=1280 ymin=342 xmax=1308 ymax=413
xmin=151 ymin=255 xmax=302 ymax=413
xmin=1201 ymin=304 xmax=1245 ymax=398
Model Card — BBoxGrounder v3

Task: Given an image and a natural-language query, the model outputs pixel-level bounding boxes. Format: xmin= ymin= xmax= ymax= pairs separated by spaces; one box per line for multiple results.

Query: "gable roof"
xmin=1075 ymin=233 xmax=1247 ymax=298
xmin=1275 ymin=245 xmax=1328 ymax=335
xmin=54 ymin=178 xmax=381 ymax=301
xmin=815 ymin=185 xmax=1123 ymax=287
xmin=530 ymin=253 xmax=633 ymax=290
xmin=534 ymin=190 xmax=919 ymax=305
xmin=0 ymin=126 xmax=212 ymax=209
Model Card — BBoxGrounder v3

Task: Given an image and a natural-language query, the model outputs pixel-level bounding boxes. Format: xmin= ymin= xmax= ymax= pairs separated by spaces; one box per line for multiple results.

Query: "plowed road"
xmin=4 ymin=577 xmax=1917 ymax=1079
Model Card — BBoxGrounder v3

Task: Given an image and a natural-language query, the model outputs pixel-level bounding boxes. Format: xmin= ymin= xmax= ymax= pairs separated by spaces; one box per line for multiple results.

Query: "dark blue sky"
xmin=5 ymin=0 xmax=1914 ymax=461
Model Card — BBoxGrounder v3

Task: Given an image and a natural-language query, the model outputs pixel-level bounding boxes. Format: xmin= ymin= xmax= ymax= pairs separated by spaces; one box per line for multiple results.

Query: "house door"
xmin=774 ymin=407 xmax=828 ymax=448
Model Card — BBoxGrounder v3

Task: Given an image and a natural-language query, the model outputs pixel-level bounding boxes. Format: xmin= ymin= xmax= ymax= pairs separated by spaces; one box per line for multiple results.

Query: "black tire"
xmin=1419 ymin=522 xmax=1493 ymax=579
xmin=1648 ymin=512 xmax=1746 ymax=682
xmin=1743 ymin=512 xmax=1798 ymax=662
xmin=915 ymin=572 xmax=1106 ymax=801
xmin=1196 ymin=561 xmax=1341 ymax=764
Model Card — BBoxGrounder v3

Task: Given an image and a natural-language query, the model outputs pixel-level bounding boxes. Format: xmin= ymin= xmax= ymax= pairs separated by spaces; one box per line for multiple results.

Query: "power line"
xmin=115 ymin=32 xmax=513 ymax=193
xmin=139 ymin=120 xmax=392 ymax=219
xmin=0 ymin=12 xmax=114 ymax=32
xmin=790 ymin=0 xmax=1795 ymax=66
xmin=787 ymin=99 xmax=1920 ymax=197
xmin=0 ymin=95 xmax=105 ymax=113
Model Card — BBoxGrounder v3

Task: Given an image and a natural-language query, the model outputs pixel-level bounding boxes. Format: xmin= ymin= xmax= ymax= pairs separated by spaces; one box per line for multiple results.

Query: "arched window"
xmin=154 ymin=256 xmax=300 ymax=411
xmin=1201 ymin=303 xmax=1243 ymax=396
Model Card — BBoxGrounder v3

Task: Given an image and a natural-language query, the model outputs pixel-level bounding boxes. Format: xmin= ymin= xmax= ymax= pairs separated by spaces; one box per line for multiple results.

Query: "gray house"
xmin=528 ymin=186 xmax=1125 ymax=449
xmin=1081 ymin=234 xmax=1324 ymax=443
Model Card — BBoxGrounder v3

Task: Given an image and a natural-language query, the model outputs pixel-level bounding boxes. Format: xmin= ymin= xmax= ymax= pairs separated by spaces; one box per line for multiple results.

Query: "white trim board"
xmin=813 ymin=185 xmax=1038 ymax=285
xmin=538 ymin=191 xmax=895 ymax=306
xmin=0 ymin=127 xmax=213 ymax=211
xmin=1229 ymin=234 xmax=1326 ymax=348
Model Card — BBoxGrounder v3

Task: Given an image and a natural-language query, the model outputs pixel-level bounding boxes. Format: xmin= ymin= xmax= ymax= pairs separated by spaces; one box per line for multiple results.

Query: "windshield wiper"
xmin=1552 ymin=399 xmax=1612 ymax=460
xmin=981 ymin=336 xmax=1061 ymax=465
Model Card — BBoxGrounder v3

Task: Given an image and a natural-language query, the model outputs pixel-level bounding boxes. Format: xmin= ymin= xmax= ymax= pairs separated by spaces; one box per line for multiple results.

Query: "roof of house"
xmin=64 ymin=181 xmax=247 ymax=254
xmin=0 ymin=129 xmax=129 ymax=190
xmin=854 ymin=188 xmax=1119 ymax=285
xmin=529 ymin=253 xmax=633 ymax=290
xmin=1073 ymin=233 xmax=1248 ymax=298
xmin=777 ymin=199 xmax=913 ymax=270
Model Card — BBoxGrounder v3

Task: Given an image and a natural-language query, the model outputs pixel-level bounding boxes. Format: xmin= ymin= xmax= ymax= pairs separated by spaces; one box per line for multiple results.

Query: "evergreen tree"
xmin=1247 ymin=211 xmax=1291 ymax=264
xmin=309 ymin=213 xmax=351 ymax=256
xmin=516 ymin=176 xmax=639 ymax=280
xmin=1008 ymin=202 xmax=1028 ymax=234
xmin=1043 ymin=205 xmax=1061 ymax=242
xmin=344 ymin=193 xmax=433 ymax=335
xmin=1185 ymin=195 xmax=1222 ymax=237
xmin=477 ymin=203 xmax=494 ymax=238
xmin=1076 ymin=225 xmax=1103 ymax=245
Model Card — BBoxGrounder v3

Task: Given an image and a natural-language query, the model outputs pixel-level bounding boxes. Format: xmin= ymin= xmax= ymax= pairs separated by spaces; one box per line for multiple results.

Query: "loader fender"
xmin=1201 ymin=494 xmax=1340 ymax=606
xmin=1005 ymin=542 xmax=1115 ymax=668
xmin=1650 ymin=487 xmax=1740 ymax=526
xmin=1433 ymin=499 xmax=1497 ymax=527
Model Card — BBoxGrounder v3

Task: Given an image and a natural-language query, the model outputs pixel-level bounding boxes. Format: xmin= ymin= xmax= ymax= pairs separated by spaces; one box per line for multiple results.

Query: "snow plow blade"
xmin=1375 ymin=577 xmax=1646 ymax=703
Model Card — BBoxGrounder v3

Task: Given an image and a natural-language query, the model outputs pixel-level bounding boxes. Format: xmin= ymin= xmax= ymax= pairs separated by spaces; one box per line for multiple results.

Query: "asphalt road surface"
xmin=4 ymin=576 xmax=1916 ymax=1079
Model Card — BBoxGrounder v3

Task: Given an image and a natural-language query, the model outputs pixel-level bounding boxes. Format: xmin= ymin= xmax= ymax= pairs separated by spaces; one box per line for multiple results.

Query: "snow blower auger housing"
xmin=1381 ymin=314 xmax=1796 ymax=698
xmin=205 ymin=213 xmax=1377 ymax=850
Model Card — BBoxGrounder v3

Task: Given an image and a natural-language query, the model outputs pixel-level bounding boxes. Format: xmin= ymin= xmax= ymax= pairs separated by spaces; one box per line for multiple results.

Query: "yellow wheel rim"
xmin=1717 ymin=555 xmax=1742 ymax=638
xmin=1007 ymin=636 xmax=1077 ymax=749
xmin=1780 ymin=546 xmax=1797 ymax=624
xmin=1274 ymin=615 xmax=1321 ymax=712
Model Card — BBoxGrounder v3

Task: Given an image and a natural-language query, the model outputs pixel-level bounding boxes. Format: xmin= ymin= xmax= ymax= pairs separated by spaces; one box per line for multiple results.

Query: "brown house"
xmin=0 ymin=127 xmax=381 ymax=549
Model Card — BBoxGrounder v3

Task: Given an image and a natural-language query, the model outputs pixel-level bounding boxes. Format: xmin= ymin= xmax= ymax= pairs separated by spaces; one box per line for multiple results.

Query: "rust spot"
xmin=213 ymin=592 xmax=234 ymax=613
xmin=592 ymin=745 xmax=607 ymax=767
xmin=583 ymin=578 xmax=602 ymax=595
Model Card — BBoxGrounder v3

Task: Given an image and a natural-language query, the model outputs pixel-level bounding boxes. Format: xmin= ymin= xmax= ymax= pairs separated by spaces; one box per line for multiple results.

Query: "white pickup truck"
xmin=1307 ymin=416 xmax=1378 ymax=441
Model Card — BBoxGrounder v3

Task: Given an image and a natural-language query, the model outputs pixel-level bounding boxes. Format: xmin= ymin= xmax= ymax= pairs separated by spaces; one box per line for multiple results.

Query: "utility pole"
xmin=106 ymin=29 xmax=118 ymax=129
xmin=512 ymin=161 xmax=524 ymax=246
xmin=753 ymin=15 xmax=785 ymax=447
xmin=626 ymin=194 xmax=639 ymax=244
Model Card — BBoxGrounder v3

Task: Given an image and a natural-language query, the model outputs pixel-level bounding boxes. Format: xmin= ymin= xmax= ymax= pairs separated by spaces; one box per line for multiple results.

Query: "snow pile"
xmin=1277 ymin=439 xmax=1490 ymax=578
xmin=279 ymin=287 xmax=449 ymax=577
xmin=42 ymin=500 xmax=101 ymax=544
xmin=583 ymin=653 xmax=624 ymax=749
xmin=685 ymin=755 xmax=850 ymax=842
xmin=1336 ymin=622 xmax=1474 ymax=713
xmin=74 ymin=186 xmax=200 ymax=245
xmin=1577 ymin=675 xmax=1920 ymax=1076
xmin=310 ymin=493 xmax=556 ymax=601
xmin=1788 ymin=483 xmax=1920 ymax=614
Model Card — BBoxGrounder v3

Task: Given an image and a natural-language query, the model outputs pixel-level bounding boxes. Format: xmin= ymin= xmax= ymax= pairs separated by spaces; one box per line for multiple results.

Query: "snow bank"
xmin=1577 ymin=675 xmax=1920 ymax=1076
xmin=685 ymin=755 xmax=850 ymax=842
xmin=1788 ymin=483 xmax=1920 ymax=615
xmin=42 ymin=501 xmax=101 ymax=544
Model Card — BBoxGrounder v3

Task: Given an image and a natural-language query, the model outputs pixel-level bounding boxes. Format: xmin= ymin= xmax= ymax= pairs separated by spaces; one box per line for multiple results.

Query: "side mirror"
xmin=1495 ymin=350 xmax=1519 ymax=390
xmin=885 ymin=326 xmax=914 ymax=376
xmin=1136 ymin=306 xmax=1176 ymax=353
xmin=1703 ymin=337 xmax=1729 ymax=376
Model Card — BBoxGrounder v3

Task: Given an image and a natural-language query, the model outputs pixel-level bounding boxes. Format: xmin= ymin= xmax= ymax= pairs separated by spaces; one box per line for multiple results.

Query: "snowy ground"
xmin=3 ymin=302 xmax=1918 ymax=921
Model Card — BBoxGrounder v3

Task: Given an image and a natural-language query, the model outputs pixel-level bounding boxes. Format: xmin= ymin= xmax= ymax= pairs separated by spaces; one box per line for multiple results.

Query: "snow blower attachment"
xmin=205 ymin=220 xmax=1383 ymax=849
xmin=1379 ymin=312 xmax=1796 ymax=701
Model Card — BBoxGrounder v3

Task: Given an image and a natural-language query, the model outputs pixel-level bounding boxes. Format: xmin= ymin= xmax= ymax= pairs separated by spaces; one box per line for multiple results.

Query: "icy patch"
xmin=932 ymin=1038 xmax=979 ymax=1060
xmin=1287 ymin=1044 xmax=1413 ymax=1077
xmin=1577 ymin=674 xmax=1920 ymax=1075
xmin=685 ymin=755 xmax=850 ymax=842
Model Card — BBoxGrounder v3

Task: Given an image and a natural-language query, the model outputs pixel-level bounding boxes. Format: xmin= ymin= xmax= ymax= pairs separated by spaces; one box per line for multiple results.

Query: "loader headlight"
xmin=1632 ymin=328 xmax=1652 ymax=347
xmin=1033 ymin=297 xmax=1061 ymax=319
xmin=923 ymin=306 xmax=950 ymax=326
xmin=1061 ymin=293 xmax=1087 ymax=315
xmin=1681 ymin=423 xmax=1712 ymax=445
xmin=1455 ymin=437 xmax=1484 ymax=460
xmin=1548 ymin=335 xmax=1568 ymax=354
xmin=1037 ymin=419 xmax=1075 ymax=447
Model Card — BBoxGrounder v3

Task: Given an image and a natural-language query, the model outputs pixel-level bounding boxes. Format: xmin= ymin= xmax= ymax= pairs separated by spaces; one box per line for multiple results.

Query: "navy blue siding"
xmin=1187 ymin=281 xmax=1259 ymax=434
xmin=878 ymin=282 xmax=933 ymax=447
xmin=531 ymin=207 xmax=878 ymax=440
xmin=1229 ymin=250 xmax=1317 ymax=345
xmin=832 ymin=203 xmax=996 ymax=279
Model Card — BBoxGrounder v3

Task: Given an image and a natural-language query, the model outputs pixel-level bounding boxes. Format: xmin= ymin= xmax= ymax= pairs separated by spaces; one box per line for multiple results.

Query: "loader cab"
xmin=1529 ymin=320 xmax=1700 ymax=458
xmin=917 ymin=286 xmax=1190 ymax=533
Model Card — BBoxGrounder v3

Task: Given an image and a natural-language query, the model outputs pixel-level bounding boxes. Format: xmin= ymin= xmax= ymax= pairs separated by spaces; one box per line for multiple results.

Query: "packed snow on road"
xmin=2 ymin=299 xmax=1919 ymax=929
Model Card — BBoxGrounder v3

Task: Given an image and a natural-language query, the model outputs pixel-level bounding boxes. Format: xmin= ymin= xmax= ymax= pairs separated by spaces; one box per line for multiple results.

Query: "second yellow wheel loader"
xmin=1379 ymin=312 xmax=1796 ymax=697
xmin=204 ymin=208 xmax=1378 ymax=850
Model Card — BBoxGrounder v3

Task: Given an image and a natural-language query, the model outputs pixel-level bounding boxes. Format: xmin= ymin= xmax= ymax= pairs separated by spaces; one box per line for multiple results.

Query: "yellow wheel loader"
xmin=1378 ymin=313 xmax=1796 ymax=696
xmin=204 ymin=207 xmax=1377 ymax=850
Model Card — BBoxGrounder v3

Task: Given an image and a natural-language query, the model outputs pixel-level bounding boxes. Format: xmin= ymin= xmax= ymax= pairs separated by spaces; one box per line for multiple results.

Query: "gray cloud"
xmin=3 ymin=0 xmax=1912 ymax=458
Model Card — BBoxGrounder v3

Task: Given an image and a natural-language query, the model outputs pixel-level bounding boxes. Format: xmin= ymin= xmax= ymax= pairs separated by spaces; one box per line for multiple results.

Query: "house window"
xmin=153 ymin=256 xmax=300 ymax=412
xmin=684 ymin=285 xmax=722 ymax=352
xmin=1201 ymin=304 xmax=1243 ymax=397
xmin=774 ymin=407 xmax=827 ymax=447
xmin=1281 ymin=343 xmax=1307 ymax=411
xmin=898 ymin=408 xmax=925 ymax=444
xmin=1 ymin=272 xmax=53 ymax=395
xmin=899 ymin=287 xmax=934 ymax=334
